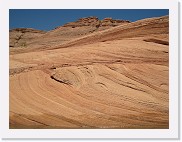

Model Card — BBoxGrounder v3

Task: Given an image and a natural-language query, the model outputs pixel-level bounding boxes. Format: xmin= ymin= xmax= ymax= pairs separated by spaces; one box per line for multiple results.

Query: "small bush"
xmin=20 ymin=42 xmax=27 ymax=48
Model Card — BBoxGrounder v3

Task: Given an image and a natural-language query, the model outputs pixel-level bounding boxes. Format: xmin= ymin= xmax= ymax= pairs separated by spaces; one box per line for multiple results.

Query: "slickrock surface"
xmin=10 ymin=16 xmax=169 ymax=129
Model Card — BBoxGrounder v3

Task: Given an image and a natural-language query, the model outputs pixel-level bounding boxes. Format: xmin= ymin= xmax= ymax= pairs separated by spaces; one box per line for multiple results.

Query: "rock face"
xmin=9 ymin=17 xmax=130 ymax=48
xmin=62 ymin=16 xmax=100 ymax=27
xmin=9 ymin=16 xmax=168 ymax=54
xmin=9 ymin=28 xmax=46 ymax=48
xmin=10 ymin=15 xmax=169 ymax=129
xmin=46 ymin=16 xmax=169 ymax=51
xmin=101 ymin=17 xmax=130 ymax=26
xmin=62 ymin=16 xmax=130 ymax=28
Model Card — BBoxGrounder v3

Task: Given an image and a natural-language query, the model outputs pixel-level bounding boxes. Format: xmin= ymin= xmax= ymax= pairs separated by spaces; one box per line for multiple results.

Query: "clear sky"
xmin=9 ymin=9 xmax=169 ymax=31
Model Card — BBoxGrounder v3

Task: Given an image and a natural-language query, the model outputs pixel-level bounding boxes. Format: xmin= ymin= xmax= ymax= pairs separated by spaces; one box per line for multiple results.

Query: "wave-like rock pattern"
xmin=10 ymin=15 xmax=169 ymax=129
xmin=10 ymin=37 xmax=168 ymax=128
xmin=9 ymin=17 xmax=130 ymax=49
xmin=10 ymin=62 xmax=168 ymax=128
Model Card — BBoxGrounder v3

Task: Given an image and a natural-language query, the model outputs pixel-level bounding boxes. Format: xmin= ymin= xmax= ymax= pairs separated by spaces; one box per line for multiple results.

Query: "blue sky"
xmin=9 ymin=9 xmax=168 ymax=31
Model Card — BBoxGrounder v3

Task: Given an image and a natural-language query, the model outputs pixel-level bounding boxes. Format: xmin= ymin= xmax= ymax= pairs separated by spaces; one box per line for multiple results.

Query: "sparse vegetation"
xmin=20 ymin=42 xmax=27 ymax=48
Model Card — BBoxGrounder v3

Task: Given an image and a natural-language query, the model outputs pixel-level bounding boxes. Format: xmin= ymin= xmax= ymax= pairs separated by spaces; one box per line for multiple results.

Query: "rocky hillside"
xmin=9 ymin=28 xmax=46 ymax=48
xmin=62 ymin=16 xmax=130 ymax=28
xmin=10 ymin=15 xmax=169 ymax=129
xmin=52 ymin=15 xmax=168 ymax=49
xmin=9 ymin=17 xmax=130 ymax=48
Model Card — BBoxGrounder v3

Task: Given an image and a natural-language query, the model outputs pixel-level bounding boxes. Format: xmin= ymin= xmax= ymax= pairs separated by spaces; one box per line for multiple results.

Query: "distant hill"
xmin=9 ymin=15 xmax=168 ymax=54
xmin=9 ymin=17 xmax=130 ymax=49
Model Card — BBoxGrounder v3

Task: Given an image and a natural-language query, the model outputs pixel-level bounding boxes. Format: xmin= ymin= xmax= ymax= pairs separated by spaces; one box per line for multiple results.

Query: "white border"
xmin=0 ymin=0 xmax=179 ymax=139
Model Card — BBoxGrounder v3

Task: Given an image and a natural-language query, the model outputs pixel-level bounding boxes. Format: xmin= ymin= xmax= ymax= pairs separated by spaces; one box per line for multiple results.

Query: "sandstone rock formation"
xmin=62 ymin=16 xmax=100 ymax=27
xmin=9 ymin=15 xmax=169 ymax=129
xmin=101 ymin=17 xmax=130 ymax=26
xmin=9 ymin=28 xmax=46 ymax=48
xmin=62 ymin=16 xmax=130 ymax=28
xmin=9 ymin=17 xmax=130 ymax=49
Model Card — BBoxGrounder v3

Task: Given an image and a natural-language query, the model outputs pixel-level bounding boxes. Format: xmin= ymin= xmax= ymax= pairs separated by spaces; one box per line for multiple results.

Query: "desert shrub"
xmin=20 ymin=42 xmax=27 ymax=48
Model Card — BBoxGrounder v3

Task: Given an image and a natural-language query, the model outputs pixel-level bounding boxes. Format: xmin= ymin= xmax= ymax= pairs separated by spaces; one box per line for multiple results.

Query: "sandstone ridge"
xmin=10 ymin=15 xmax=169 ymax=129
xmin=10 ymin=16 xmax=130 ymax=49
xmin=62 ymin=16 xmax=130 ymax=28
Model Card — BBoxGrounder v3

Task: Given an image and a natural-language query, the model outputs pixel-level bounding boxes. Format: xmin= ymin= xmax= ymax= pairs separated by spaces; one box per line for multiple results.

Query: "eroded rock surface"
xmin=62 ymin=16 xmax=130 ymax=28
xmin=9 ymin=17 xmax=130 ymax=49
xmin=10 ymin=15 xmax=169 ymax=129
xmin=9 ymin=28 xmax=46 ymax=48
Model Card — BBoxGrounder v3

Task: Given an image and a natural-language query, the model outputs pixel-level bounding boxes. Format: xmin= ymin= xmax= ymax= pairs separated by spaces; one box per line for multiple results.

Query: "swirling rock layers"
xmin=10 ymin=15 xmax=169 ymax=128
